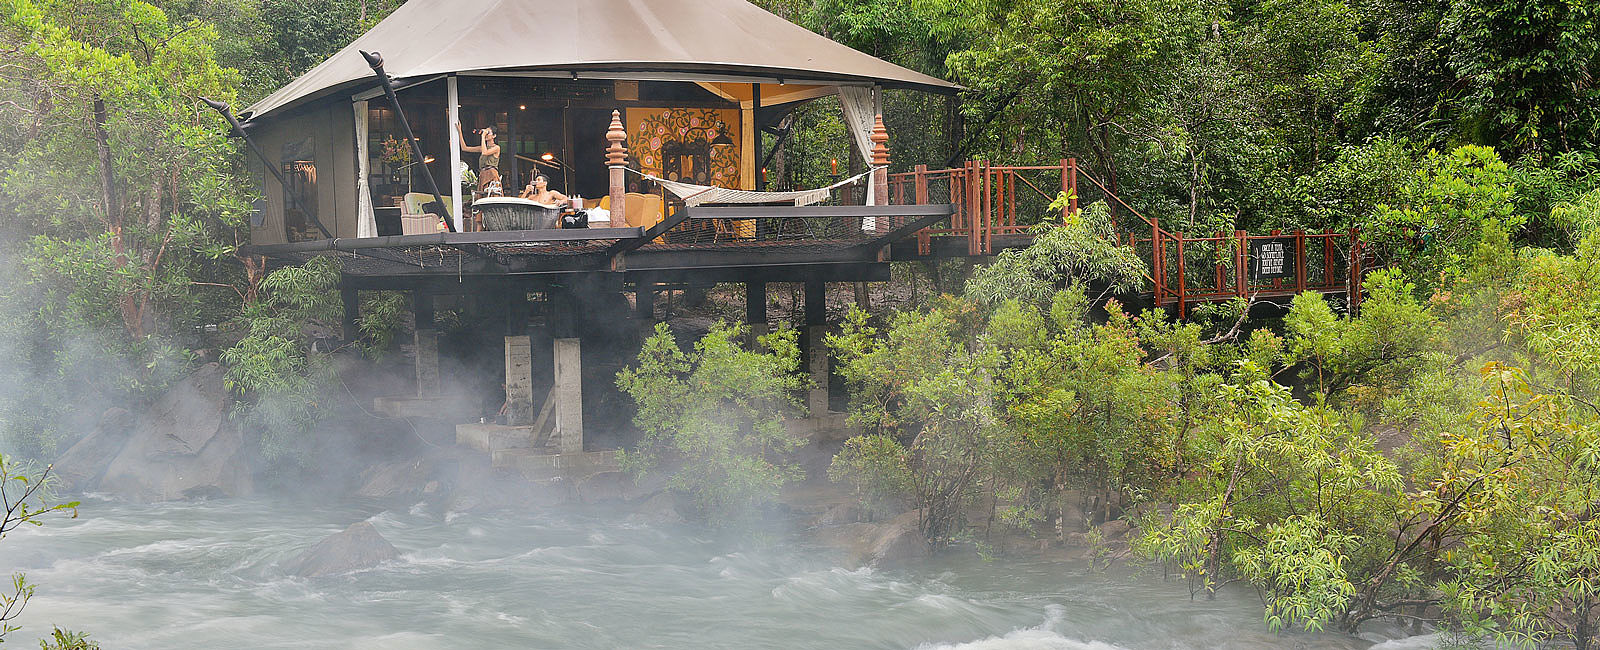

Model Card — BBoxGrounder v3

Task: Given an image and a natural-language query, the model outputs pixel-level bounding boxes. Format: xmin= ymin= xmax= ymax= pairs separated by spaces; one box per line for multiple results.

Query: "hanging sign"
xmin=1250 ymin=237 xmax=1296 ymax=281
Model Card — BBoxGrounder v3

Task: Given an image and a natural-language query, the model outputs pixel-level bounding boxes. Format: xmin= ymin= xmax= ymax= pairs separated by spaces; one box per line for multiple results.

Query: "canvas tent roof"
xmin=242 ymin=0 xmax=959 ymax=122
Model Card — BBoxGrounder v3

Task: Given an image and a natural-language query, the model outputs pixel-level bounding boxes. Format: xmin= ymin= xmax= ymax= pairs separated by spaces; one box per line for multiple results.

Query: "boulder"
xmin=284 ymin=522 xmax=400 ymax=577
xmin=812 ymin=509 xmax=929 ymax=569
xmin=96 ymin=364 xmax=254 ymax=501
xmin=52 ymin=407 xmax=136 ymax=492
xmin=1096 ymin=519 xmax=1132 ymax=540
xmin=865 ymin=510 xmax=930 ymax=568
xmin=626 ymin=491 xmax=685 ymax=526
xmin=575 ymin=471 xmax=666 ymax=505
xmin=809 ymin=501 xmax=865 ymax=527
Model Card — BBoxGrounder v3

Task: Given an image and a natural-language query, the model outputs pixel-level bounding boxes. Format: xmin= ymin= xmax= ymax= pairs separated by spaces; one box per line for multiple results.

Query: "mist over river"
xmin=4 ymin=497 xmax=1439 ymax=649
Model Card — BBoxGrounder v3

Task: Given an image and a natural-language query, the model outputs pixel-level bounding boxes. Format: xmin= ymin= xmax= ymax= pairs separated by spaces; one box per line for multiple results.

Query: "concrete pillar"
xmin=807 ymin=325 xmax=829 ymax=415
xmin=746 ymin=281 xmax=767 ymax=350
xmin=504 ymin=335 xmax=533 ymax=425
xmin=804 ymin=280 xmax=828 ymax=415
xmin=414 ymin=293 xmax=439 ymax=396
xmin=552 ymin=338 xmax=584 ymax=454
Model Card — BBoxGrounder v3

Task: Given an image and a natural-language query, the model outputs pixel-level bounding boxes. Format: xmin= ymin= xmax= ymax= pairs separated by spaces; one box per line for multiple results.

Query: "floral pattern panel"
xmin=627 ymin=108 xmax=742 ymax=189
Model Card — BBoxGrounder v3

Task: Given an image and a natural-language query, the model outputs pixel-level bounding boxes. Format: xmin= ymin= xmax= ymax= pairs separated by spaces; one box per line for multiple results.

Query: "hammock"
xmin=621 ymin=167 xmax=879 ymax=207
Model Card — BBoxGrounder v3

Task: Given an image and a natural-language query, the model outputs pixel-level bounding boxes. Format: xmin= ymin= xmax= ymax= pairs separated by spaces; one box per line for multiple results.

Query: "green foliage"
xmin=617 ymin=322 xmax=807 ymax=524
xmin=1371 ymin=146 xmax=1522 ymax=292
xmin=1135 ymin=376 xmax=1405 ymax=631
xmin=0 ymin=455 xmax=79 ymax=644
xmin=827 ymin=434 xmax=912 ymax=518
xmin=964 ymin=200 xmax=1146 ymax=307
xmin=219 ymin=257 xmax=343 ymax=464
xmin=1428 ymin=364 xmax=1600 ymax=648
xmin=37 ymin=628 xmax=98 ymax=650
xmin=1443 ymin=0 xmax=1600 ymax=155
xmin=0 ymin=0 xmax=249 ymax=458
xmin=830 ymin=299 xmax=1009 ymax=544
xmin=1284 ymin=270 xmax=1443 ymax=402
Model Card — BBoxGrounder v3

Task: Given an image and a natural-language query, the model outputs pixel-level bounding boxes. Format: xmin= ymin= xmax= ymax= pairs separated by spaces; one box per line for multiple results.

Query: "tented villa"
xmin=230 ymin=0 xmax=1089 ymax=475
xmin=236 ymin=0 xmax=961 ymax=245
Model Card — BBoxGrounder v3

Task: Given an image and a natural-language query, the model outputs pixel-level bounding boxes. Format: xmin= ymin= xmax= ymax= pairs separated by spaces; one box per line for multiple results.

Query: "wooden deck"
xmin=245 ymin=159 xmax=1366 ymax=315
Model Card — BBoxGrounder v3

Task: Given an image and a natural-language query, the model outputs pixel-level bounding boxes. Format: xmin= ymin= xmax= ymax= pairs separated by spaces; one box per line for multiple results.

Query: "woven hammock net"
xmin=623 ymin=167 xmax=878 ymax=207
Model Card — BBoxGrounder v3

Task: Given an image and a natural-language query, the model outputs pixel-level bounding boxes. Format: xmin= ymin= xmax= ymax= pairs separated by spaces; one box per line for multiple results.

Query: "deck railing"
xmin=888 ymin=158 xmax=1368 ymax=313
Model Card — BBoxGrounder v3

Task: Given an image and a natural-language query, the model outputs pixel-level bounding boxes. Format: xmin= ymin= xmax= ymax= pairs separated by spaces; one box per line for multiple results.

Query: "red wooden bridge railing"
xmin=887 ymin=159 xmax=1367 ymax=315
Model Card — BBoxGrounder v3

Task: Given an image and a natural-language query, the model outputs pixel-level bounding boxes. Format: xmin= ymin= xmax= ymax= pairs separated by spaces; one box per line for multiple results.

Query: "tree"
xmin=931 ymin=0 xmax=1205 ymax=205
xmin=0 ymin=0 xmax=250 ymax=457
xmin=617 ymin=322 xmax=807 ymax=523
xmin=1369 ymin=146 xmax=1522 ymax=293
xmin=1443 ymin=0 xmax=1600 ymax=156
xmin=0 ymin=455 xmax=80 ymax=644
xmin=1430 ymin=364 xmax=1600 ymax=649
xmin=1134 ymin=371 xmax=1408 ymax=632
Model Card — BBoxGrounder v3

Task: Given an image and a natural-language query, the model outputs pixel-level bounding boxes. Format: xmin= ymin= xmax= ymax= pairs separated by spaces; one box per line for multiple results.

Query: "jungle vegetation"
xmin=0 ymin=0 xmax=1596 ymax=646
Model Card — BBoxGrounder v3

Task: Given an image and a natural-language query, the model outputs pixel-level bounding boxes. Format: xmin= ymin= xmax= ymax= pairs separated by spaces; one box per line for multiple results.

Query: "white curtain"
xmin=837 ymin=85 xmax=878 ymax=208
xmin=354 ymin=100 xmax=376 ymax=238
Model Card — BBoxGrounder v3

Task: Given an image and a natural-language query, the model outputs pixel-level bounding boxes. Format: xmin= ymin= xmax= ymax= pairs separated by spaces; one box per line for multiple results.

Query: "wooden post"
xmin=606 ymin=109 xmax=628 ymax=223
xmin=1176 ymin=232 xmax=1187 ymax=319
xmin=1269 ymin=229 xmax=1283 ymax=292
xmin=414 ymin=293 xmax=439 ymax=397
xmin=1295 ymin=230 xmax=1307 ymax=295
xmin=804 ymin=280 xmax=828 ymax=415
xmin=1323 ymin=232 xmax=1335 ymax=291
xmin=1348 ymin=228 xmax=1361 ymax=312
xmin=1236 ymin=230 xmax=1248 ymax=298
xmin=967 ymin=161 xmax=981 ymax=256
xmin=914 ymin=164 xmax=931 ymax=255
xmin=870 ymin=114 xmax=890 ymax=231
xmin=982 ymin=159 xmax=993 ymax=254
xmin=635 ymin=281 xmax=655 ymax=321
xmin=1007 ymin=170 xmax=1017 ymax=230
xmin=1215 ymin=231 xmax=1226 ymax=294
xmin=1065 ymin=158 xmax=1078 ymax=216
xmin=1154 ymin=230 xmax=1165 ymax=304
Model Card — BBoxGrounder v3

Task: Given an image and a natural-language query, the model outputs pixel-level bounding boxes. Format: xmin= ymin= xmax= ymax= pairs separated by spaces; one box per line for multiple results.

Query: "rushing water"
xmin=2 ymin=497 xmax=1440 ymax=649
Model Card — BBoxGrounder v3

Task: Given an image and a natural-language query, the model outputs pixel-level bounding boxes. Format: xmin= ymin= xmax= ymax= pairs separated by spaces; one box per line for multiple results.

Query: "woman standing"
xmin=456 ymin=123 xmax=501 ymax=193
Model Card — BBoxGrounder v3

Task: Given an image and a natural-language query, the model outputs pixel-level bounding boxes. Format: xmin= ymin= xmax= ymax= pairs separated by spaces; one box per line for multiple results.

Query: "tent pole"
xmin=359 ymin=50 xmax=454 ymax=231
xmin=753 ymin=83 xmax=763 ymax=190
xmin=448 ymin=74 xmax=464 ymax=233
xmin=200 ymin=97 xmax=333 ymax=239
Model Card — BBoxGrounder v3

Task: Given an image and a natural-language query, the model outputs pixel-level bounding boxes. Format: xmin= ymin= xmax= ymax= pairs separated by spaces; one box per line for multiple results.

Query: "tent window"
xmin=281 ymin=136 xmax=319 ymax=242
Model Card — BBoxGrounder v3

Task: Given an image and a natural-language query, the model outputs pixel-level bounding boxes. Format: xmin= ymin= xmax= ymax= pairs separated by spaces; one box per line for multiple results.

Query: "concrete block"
xmin=455 ymin=423 xmax=534 ymax=453
xmin=552 ymin=338 xmax=584 ymax=454
xmin=504 ymin=335 xmax=533 ymax=425
xmin=373 ymin=394 xmax=474 ymax=420
xmin=807 ymin=324 xmax=829 ymax=415
xmin=496 ymin=449 xmax=619 ymax=481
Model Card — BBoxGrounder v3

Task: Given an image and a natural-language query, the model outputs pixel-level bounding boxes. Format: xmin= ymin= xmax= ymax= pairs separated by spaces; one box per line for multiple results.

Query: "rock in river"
xmin=94 ymin=363 xmax=254 ymax=501
xmin=284 ymin=522 xmax=401 ymax=577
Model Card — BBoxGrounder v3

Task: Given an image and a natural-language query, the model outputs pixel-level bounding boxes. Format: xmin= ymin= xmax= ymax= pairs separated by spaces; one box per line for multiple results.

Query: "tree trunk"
xmin=92 ymin=99 xmax=120 ymax=224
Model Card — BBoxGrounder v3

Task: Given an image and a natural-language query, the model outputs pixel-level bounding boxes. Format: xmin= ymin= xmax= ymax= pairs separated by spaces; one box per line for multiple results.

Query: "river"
xmin=3 ymin=497 xmax=1442 ymax=649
